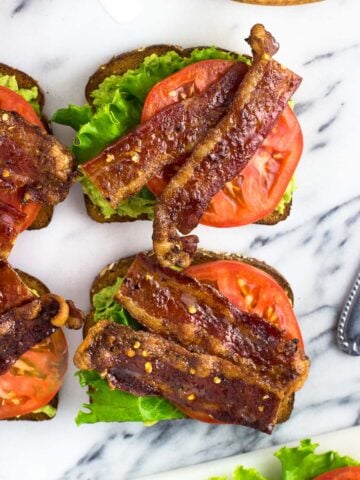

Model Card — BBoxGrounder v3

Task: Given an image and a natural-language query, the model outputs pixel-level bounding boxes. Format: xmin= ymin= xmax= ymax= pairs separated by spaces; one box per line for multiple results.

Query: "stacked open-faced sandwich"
xmin=75 ymin=250 xmax=309 ymax=433
xmin=0 ymin=63 xmax=75 ymax=258
xmin=54 ymin=24 xmax=303 ymax=268
xmin=0 ymin=260 xmax=83 ymax=421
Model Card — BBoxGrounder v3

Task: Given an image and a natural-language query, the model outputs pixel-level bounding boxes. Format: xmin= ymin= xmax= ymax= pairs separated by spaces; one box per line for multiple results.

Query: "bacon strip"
xmin=153 ymin=25 xmax=302 ymax=268
xmin=80 ymin=63 xmax=247 ymax=207
xmin=0 ymin=262 xmax=83 ymax=374
xmin=0 ymin=202 xmax=28 ymax=259
xmin=0 ymin=295 xmax=62 ymax=374
xmin=74 ymin=321 xmax=285 ymax=432
xmin=0 ymin=260 xmax=34 ymax=314
xmin=116 ymin=254 xmax=309 ymax=395
xmin=0 ymin=110 xmax=74 ymax=204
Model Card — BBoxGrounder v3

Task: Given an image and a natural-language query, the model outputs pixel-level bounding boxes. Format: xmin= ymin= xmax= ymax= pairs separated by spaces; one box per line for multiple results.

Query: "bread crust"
xmin=0 ymin=63 xmax=54 ymax=229
xmin=83 ymin=45 xmax=291 ymax=226
xmin=3 ymin=270 xmax=59 ymax=421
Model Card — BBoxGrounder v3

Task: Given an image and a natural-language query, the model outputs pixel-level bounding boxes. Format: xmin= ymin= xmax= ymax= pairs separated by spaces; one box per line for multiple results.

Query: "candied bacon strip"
xmin=0 ymin=202 xmax=28 ymax=259
xmin=0 ymin=110 xmax=74 ymax=204
xmin=80 ymin=63 xmax=247 ymax=207
xmin=0 ymin=261 xmax=83 ymax=374
xmin=153 ymin=24 xmax=302 ymax=268
xmin=74 ymin=321 xmax=285 ymax=432
xmin=0 ymin=295 xmax=63 ymax=374
xmin=0 ymin=260 xmax=34 ymax=314
xmin=116 ymin=254 xmax=309 ymax=395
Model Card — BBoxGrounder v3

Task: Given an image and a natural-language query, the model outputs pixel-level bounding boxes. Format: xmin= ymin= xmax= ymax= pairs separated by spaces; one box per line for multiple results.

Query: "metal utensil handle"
xmin=337 ymin=272 xmax=360 ymax=356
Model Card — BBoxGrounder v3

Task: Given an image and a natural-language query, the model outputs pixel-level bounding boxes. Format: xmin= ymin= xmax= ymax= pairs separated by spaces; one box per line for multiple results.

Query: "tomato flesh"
xmin=143 ymin=60 xmax=303 ymax=227
xmin=0 ymin=86 xmax=43 ymax=231
xmin=142 ymin=60 xmax=234 ymax=123
xmin=0 ymin=329 xmax=68 ymax=419
xmin=0 ymin=86 xmax=44 ymax=130
xmin=314 ymin=467 xmax=360 ymax=480
xmin=185 ymin=260 xmax=304 ymax=348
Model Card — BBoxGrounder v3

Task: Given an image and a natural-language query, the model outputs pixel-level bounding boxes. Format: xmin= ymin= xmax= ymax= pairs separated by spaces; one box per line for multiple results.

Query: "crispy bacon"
xmin=116 ymin=254 xmax=309 ymax=395
xmin=153 ymin=24 xmax=302 ymax=268
xmin=74 ymin=321 xmax=285 ymax=432
xmin=0 ymin=295 xmax=62 ymax=374
xmin=0 ymin=261 xmax=34 ymax=315
xmin=80 ymin=63 xmax=247 ymax=207
xmin=0 ymin=201 xmax=28 ymax=258
xmin=0 ymin=262 xmax=83 ymax=374
xmin=0 ymin=110 xmax=74 ymax=204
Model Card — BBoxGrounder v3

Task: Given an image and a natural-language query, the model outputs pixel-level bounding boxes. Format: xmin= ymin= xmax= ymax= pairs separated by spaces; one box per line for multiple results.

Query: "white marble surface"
xmin=0 ymin=0 xmax=359 ymax=479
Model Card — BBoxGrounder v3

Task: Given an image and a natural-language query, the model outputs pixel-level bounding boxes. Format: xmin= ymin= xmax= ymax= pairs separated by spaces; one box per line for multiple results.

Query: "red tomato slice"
xmin=142 ymin=60 xmax=234 ymax=122
xmin=0 ymin=329 xmax=68 ymax=419
xmin=143 ymin=60 xmax=303 ymax=227
xmin=314 ymin=467 xmax=360 ymax=480
xmin=0 ymin=86 xmax=44 ymax=130
xmin=0 ymin=86 xmax=43 ymax=231
xmin=185 ymin=260 xmax=304 ymax=348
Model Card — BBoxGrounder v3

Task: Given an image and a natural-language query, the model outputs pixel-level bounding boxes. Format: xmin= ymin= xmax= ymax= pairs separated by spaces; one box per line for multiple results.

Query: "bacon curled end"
xmin=153 ymin=24 xmax=302 ymax=268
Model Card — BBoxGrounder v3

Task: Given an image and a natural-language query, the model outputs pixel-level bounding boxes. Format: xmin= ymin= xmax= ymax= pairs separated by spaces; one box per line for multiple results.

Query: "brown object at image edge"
xmin=233 ymin=0 xmax=323 ymax=5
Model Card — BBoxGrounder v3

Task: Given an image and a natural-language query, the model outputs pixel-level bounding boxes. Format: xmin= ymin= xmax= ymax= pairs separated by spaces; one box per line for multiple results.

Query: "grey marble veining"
xmin=0 ymin=0 xmax=359 ymax=479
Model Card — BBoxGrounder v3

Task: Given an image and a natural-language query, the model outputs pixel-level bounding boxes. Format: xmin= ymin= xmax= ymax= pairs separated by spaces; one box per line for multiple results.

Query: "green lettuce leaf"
xmin=76 ymin=277 xmax=184 ymax=425
xmin=52 ymin=104 xmax=92 ymax=131
xmin=208 ymin=439 xmax=359 ymax=480
xmin=209 ymin=466 xmax=267 ymax=480
xmin=76 ymin=371 xmax=185 ymax=425
xmin=92 ymin=277 xmax=140 ymax=329
xmin=275 ymin=439 xmax=360 ymax=480
xmin=0 ymin=74 xmax=41 ymax=115
xmin=233 ymin=466 xmax=267 ymax=480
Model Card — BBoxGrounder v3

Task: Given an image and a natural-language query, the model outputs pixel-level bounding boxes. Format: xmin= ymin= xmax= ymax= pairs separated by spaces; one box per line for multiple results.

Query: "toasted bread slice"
xmin=84 ymin=249 xmax=295 ymax=423
xmin=5 ymin=270 xmax=58 ymax=421
xmin=0 ymin=63 xmax=54 ymax=230
xmin=83 ymin=45 xmax=291 ymax=226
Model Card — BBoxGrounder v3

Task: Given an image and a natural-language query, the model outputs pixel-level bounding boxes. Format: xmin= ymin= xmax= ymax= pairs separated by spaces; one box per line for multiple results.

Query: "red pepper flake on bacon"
xmin=153 ymin=24 xmax=302 ymax=268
